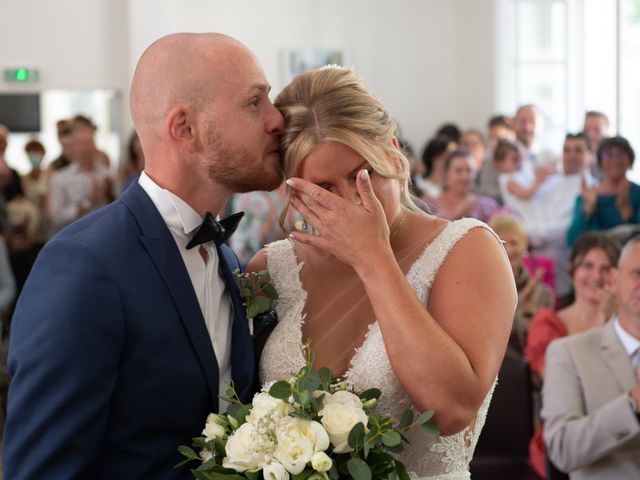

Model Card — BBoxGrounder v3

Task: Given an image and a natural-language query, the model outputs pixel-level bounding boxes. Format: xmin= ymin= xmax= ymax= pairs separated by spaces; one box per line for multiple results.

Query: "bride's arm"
xmin=362 ymin=228 xmax=515 ymax=435
xmin=246 ymin=249 xmax=268 ymax=274
xmin=287 ymin=172 xmax=516 ymax=436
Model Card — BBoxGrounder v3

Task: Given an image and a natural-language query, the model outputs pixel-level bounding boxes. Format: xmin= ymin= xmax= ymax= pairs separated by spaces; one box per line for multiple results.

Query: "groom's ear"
xmin=165 ymin=105 xmax=197 ymax=154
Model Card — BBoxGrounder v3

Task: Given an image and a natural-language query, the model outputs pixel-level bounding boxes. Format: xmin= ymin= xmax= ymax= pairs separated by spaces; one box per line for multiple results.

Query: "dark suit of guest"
xmin=3 ymin=182 xmax=255 ymax=479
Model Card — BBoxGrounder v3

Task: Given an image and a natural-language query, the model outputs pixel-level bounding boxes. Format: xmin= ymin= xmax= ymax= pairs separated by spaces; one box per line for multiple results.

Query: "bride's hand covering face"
xmin=286 ymin=140 xmax=403 ymax=271
xmin=253 ymin=66 xmax=517 ymax=436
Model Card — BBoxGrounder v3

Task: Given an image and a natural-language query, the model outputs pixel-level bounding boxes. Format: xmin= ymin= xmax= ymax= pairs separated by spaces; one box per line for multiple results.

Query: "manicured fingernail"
xmin=360 ymin=169 xmax=369 ymax=180
xmin=289 ymin=232 xmax=296 ymax=239
xmin=286 ymin=179 xmax=294 ymax=186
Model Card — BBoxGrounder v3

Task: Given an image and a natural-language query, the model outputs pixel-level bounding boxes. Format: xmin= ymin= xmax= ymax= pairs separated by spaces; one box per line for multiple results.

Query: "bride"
xmin=247 ymin=67 xmax=516 ymax=479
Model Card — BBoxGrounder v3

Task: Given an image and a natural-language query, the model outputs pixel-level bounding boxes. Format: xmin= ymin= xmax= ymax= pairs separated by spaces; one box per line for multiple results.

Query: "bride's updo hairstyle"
xmin=275 ymin=66 xmax=420 ymax=230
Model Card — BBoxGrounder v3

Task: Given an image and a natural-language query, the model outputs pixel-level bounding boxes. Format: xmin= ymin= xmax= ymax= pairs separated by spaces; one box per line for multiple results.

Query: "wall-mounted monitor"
xmin=0 ymin=94 xmax=41 ymax=132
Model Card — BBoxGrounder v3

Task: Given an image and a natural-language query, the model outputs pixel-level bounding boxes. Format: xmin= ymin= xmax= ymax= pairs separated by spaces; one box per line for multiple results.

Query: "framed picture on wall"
xmin=281 ymin=49 xmax=348 ymax=85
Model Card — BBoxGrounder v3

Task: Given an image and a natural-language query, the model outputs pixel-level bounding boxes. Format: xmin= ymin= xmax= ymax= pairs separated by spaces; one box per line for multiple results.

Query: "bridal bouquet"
xmin=177 ymin=345 xmax=439 ymax=480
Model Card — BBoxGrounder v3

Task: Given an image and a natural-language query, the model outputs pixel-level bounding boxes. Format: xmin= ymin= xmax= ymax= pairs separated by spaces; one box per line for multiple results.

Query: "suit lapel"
xmin=600 ymin=321 xmax=636 ymax=392
xmin=122 ymin=184 xmax=220 ymax=410
xmin=216 ymin=244 xmax=256 ymax=403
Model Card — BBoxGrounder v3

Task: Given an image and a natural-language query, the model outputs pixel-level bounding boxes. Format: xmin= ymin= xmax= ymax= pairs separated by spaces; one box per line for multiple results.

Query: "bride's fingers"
xmin=290 ymin=194 xmax=323 ymax=233
xmin=286 ymin=178 xmax=340 ymax=211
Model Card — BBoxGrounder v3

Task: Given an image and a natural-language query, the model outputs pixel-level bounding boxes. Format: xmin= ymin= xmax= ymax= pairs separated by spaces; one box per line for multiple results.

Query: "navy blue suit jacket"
xmin=4 ymin=183 xmax=255 ymax=479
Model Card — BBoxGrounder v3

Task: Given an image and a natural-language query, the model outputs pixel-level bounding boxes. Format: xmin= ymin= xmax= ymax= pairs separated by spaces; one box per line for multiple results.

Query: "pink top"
xmin=525 ymin=308 xmax=568 ymax=376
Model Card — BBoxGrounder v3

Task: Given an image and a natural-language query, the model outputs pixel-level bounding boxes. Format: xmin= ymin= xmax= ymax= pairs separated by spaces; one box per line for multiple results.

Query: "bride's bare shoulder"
xmin=246 ymin=249 xmax=268 ymax=273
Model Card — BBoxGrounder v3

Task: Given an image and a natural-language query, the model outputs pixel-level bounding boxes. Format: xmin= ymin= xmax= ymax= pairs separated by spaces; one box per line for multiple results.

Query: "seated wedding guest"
xmin=118 ymin=130 xmax=145 ymax=193
xmin=253 ymin=66 xmax=516 ymax=479
xmin=506 ymin=133 xmax=598 ymax=301
xmin=489 ymin=213 xmax=554 ymax=355
xmin=48 ymin=123 xmax=114 ymax=234
xmin=542 ymin=236 xmax=640 ymax=479
xmin=435 ymin=122 xmax=461 ymax=144
xmin=476 ymin=115 xmax=516 ymax=201
xmin=583 ymin=111 xmax=610 ymax=181
xmin=21 ymin=140 xmax=49 ymax=248
xmin=498 ymin=140 xmax=556 ymax=204
xmin=514 ymin=104 xmax=557 ymax=169
xmin=487 ymin=114 xmax=515 ymax=151
xmin=0 ymin=234 xmax=16 ymax=316
xmin=398 ymin=137 xmax=423 ymax=196
xmin=417 ymin=135 xmax=455 ymax=198
xmin=228 ymin=184 xmax=288 ymax=267
xmin=567 ymin=135 xmax=640 ymax=246
xmin=49 ymin=119 xmax=73 ymax=171
xmin=460 ymin=129 xmax=487 ymax=174
xmin=0 ymin=126 xmax=24 ymax=203
xmin=428 ymin=150 xmax=501 ymax=222
xmin=525 ymin=232 xmax=620 ymax=479
xmin=71 ymin=115 xmax=111 ymax=169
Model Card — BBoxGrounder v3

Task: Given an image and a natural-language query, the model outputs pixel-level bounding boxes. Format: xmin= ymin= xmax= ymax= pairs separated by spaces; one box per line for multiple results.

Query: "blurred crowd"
xmin=0 ymin=103 xmax=639 ymax=479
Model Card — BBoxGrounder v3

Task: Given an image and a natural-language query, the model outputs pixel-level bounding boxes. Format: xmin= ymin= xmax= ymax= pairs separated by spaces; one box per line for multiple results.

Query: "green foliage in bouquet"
xmin=177 ymin=343 xmax=439 ymax=480
xmin=233 ymin=269 xmax=278 ymax=320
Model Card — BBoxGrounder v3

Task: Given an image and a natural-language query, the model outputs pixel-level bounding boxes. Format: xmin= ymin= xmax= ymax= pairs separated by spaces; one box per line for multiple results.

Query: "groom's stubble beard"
xmin=202 ymin=123 xmax=283 ymax=194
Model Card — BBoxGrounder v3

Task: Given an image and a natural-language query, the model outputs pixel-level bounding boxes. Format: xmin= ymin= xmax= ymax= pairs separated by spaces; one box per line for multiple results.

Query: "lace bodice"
xmin=260 ymin=218 xmax=498 ymax=480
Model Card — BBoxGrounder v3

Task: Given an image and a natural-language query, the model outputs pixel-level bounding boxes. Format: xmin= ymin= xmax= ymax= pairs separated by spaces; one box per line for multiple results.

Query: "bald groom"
xmin=4 ymin=33 xmax=284 ymax=479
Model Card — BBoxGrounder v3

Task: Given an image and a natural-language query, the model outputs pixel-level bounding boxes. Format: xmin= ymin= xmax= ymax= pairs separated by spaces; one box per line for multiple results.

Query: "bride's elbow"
xmin=430 ymin=404 xmax=478 ymax=437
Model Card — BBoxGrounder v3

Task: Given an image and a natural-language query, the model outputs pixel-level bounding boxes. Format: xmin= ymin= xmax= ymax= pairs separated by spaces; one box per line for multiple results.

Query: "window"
xmin=497 ymin=0 xmax=640 ymax=182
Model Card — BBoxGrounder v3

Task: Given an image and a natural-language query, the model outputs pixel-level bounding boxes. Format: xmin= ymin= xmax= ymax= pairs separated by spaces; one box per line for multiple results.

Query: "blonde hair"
xmin=274 ymin=66 xmax=421 ymax=230
xmin=487 ymin=212 xmax=527 ymax=243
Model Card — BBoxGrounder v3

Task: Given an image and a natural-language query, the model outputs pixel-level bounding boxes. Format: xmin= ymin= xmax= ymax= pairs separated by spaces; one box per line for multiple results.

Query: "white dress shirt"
xmin=138 ymin=172 xmax=232 ymax=410
xmin=614 ymin=316 xmax=640 ymax=373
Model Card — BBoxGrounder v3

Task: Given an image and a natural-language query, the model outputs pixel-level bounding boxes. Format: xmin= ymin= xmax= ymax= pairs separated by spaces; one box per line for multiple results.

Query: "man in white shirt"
xmin=543 ymin=236 xmax=640 ymax=479
xmin=5 ymin=33 xmax=284 ymax=479
xmin=501 ymin=133 xmax=597 ymax=299
xmin=48 ymin=124 xmax=114 ymax=233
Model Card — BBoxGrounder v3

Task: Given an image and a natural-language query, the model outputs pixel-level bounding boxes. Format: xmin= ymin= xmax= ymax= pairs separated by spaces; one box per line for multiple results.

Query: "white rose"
xmin=263 ymin=462 xmax=290 ymax=480
xmin=202 ymin=413 xmax=227 ymax=442
xmin=319 ymin=401 xmax=368 ymax=453
xmin=311 ymin=451 xmax=332 ymax=472
xmin=273 ymin=417 xmax=330 ymax=474
xmin=248 ymin=392 xmax=293 ymax=423
xmin=223 ymin=423 xmax=271 ymax=472
xmin=321 ymin=390 xmax=363 ymax=409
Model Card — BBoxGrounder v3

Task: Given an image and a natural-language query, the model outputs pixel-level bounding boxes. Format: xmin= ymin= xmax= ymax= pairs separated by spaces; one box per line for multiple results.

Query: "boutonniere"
xmin=233 ymin=269 xmax=279 ymax=338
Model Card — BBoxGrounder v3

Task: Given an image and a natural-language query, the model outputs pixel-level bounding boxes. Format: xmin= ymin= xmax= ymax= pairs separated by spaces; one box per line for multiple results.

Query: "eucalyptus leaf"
xmin=328 ymin=464 xmax=339 ymax=480
xmin=240 ymin=287 xmax=251 ymax=299
xmin=299 ymin=371 xmax=320 ymax=393
xmin=381 ymin=431 xmax=402 ymax=447
xmin=292 ymin=469 xmax=314 ymax=480
xmin=420 ymin=422 xmax=440 ymax=437
xmin=347 ymin=458 xmax=371 ymax=480
xmin=395 ymin=461 xmax=410 ymax=480
xmin=398 ymin=409 xmax=414 ymax=430
xmin=269 ymin=380 xmax=293 ymax=400
xmin=245 ymin=469 xmax=260 ymax=480
xmin=191 ymin=437 xmax=207 ymax=448
xmin=227 ymin=403 xmax=251 ymax=424
xmin=415 ymin=410 xmax=435 ymax=425
xmin=247 ymin=295 xmax=271 ymax=319
xmin=259 ymin=269 xmax=271 ymax=281
xmin=359 ymin=388 xmax=381 ymax=401
xmin=348 ymin=421 xmax=366 ymax=450
xmin=178 ymin=445 xmax=199 ymax=460
xmin=262 ymin=283 xmax=279 ymax=299
xmin=319 ymin=367 xmax=332 ymax=385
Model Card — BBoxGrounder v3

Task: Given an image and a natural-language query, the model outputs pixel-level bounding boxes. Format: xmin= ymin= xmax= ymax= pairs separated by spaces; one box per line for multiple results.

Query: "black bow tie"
xmin=186 ymin=212 xmax=244 ymax=250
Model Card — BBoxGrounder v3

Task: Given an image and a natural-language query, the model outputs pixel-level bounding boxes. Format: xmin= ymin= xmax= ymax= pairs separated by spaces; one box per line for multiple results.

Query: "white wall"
xmin=1 ymin=0 xmax=498 ymax=161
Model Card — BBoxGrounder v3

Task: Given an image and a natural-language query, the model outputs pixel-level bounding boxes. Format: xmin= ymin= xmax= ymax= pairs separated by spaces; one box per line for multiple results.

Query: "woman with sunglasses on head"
xmin=567 ymin=136 xmax=640 ymax=245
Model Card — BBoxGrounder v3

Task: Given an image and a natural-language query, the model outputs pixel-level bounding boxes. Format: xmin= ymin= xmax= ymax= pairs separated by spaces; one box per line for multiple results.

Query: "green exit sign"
xmin=4 ymin=68 xmax=39 ymax=83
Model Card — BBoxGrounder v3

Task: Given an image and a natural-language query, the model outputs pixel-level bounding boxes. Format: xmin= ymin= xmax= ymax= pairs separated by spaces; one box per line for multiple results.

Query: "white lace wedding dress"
xmin=260 ymin=218 xmax=497 ymax=480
